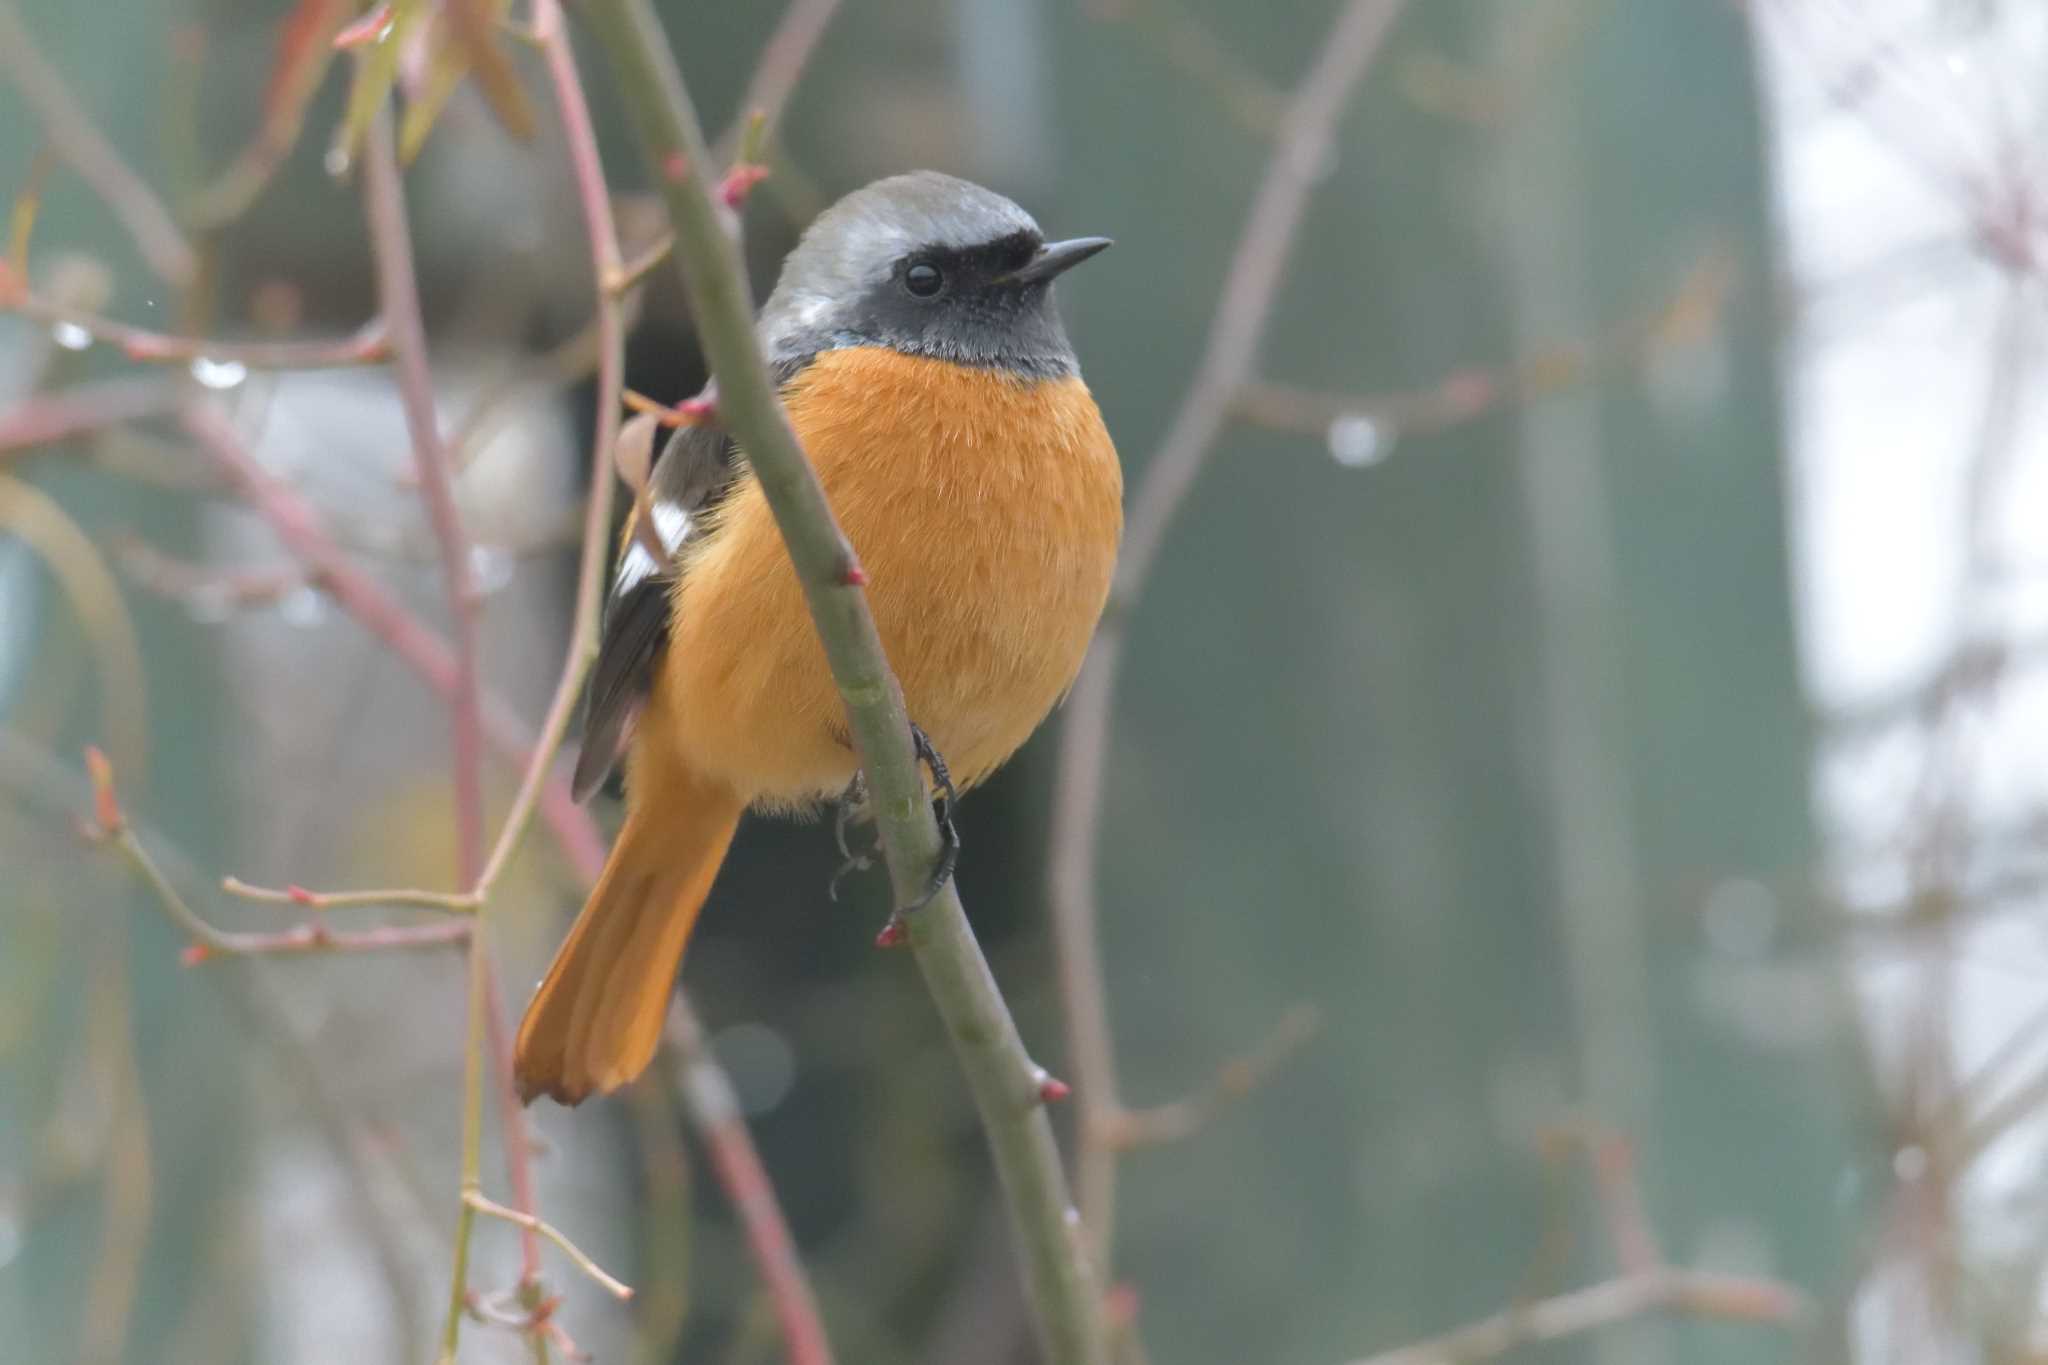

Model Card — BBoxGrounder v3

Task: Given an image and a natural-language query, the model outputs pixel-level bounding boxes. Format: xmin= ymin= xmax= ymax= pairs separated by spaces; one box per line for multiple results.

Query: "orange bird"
xmin=514 ymin=172 xmax=1122 ymax=1105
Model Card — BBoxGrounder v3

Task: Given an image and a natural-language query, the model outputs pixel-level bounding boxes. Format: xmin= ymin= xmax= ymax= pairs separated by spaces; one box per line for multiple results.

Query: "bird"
xmin=513 ymin=170 xmax=1123 ymax=1106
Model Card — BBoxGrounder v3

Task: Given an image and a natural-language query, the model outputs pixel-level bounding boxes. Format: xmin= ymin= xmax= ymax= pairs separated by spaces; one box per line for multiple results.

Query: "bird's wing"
xmin=570 ymin=419 xmax=738 ymax=801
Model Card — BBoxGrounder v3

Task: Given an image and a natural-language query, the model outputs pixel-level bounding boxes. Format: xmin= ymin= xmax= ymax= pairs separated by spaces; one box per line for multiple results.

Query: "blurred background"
xmin=4 ymin=0 xmax=2041 ymax=1361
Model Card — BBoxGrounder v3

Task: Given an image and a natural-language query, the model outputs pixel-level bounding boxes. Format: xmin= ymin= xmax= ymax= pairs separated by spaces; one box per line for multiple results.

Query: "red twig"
xmin=1047 ymin=0 xmax=1409 ymax=1267
xmin=84 ymin=746 xmax=470 ymax=962
xmin=359 ymin=109 xmax=548 ymax=1321
xmin=668 ymin=1000 xmax=836 ymax=1365
xmin=360 ymin=114 xmax=484 ymax=883
xmin=176 ymin=401 xmax=610 ymax=893
xmin=3 ymin=296 xmax=389 ymax=369
xmin=536 ymin=8 xmax=838 ymax=1357
xmin=0 ymin=378 xmax=177 ymax=456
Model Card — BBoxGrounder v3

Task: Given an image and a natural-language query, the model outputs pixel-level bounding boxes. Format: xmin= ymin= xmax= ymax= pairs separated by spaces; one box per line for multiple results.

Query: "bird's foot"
xmin=903 ymin=723 xmax=959 ymax=913
xmin=829 ymin=769 xmax=874 ymax=903
xmin=858 ymin=725 xmax=962 ymax=945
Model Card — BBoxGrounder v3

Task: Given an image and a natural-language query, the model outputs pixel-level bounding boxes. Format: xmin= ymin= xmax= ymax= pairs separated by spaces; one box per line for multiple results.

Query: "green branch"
xmin=576 ymin=2 xmax=1107 ymax=1360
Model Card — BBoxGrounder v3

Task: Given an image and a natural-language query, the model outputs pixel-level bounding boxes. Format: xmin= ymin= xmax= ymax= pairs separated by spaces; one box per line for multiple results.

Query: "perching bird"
xmin=514 ymin=171 xmax=1122 ymax=1105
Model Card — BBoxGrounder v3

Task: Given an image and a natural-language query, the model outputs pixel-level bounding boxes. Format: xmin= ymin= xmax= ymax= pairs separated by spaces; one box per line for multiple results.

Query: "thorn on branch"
xmin=873 ymin=916 xmax=907 ymax=948
xmin=334 ymin=3 xmax=394 ymax=49
xmin=622 ymin=387 xmax=718 ymax=430
xmin=83 ymin=744 xmax=123 ymax=835
xmin=720 ymin=162 xmax=771 ymax=210
xmin=1034 ymin=1067 xmax=1072 ymax=1104
xmin=836 ymin=555 xmax=867 ymax=588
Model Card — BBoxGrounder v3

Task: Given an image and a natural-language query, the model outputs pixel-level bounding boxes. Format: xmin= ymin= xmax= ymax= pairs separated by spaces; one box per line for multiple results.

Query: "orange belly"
xmin=662 ymin=347 xmax=1123 ymax=807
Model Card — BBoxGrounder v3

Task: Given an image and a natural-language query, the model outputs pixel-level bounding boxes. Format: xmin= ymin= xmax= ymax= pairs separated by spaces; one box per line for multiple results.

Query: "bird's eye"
xmin=904 ymin=260 xmax=944 ymax=297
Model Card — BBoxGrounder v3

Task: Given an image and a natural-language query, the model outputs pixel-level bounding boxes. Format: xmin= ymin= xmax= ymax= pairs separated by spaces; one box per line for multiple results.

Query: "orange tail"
xmin=514 ymin=759 xmax=743 ymax=1105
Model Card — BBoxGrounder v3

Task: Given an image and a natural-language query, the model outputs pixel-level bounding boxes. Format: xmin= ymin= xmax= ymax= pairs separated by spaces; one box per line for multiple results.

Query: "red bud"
xmin=84 ymin=745 xmax=122 ymax=833
xmin=334 ymin=3 xmax=393 ymax=49
xmin=720 ymin=163 xmax=771 ymax=209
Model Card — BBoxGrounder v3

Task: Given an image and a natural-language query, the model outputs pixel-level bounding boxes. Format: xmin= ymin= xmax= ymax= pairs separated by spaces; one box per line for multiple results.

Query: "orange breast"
xmin=663 ymin=347 xmax=1123 ymax=807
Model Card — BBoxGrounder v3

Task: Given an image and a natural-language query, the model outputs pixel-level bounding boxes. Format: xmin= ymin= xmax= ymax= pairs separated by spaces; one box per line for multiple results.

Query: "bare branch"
xmin=1048 ymin=0 xmax=1409 ymax=1270
xmin=579 ymin=1 xmax=1104 ymax=1358
xmin=666 ymin=999 xmax=836 ymax=1365
xmin=83 ymin=747 xmax=471 ymax=962
xmin=713 ymin=0 xmax=844 ymax=161
xmin=463 ymin=1191 xmax=634 ymax=1303
xmin=0 ymin=1 xmax=196 ymax=285
xmin=360 ymin=110 xmax=484 ymax=882
xmin=1342 ymin=1269 xmax=1808 ymax=1365
xmin=3 ymin=295 xmax=389 ymax=369
xmin=1101 ymin=1006 xmax=1320 ymax=1151
xmin=0 ymin=378 xmax=177 ymax=457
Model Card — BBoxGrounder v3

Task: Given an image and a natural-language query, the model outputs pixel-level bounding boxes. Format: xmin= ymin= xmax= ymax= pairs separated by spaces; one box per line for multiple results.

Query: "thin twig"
xmin=360 ymin=102 xmax=552 ymax=1347
xmin=1099 ymin=1006 xmax=1320 ymax=1151
xmin=0 ymin=378 xmax=178 ymax=457
xmin=1230 ymin=243 xmax=1736 ymax=445
xmin=3 ymin=295 xmax=389 ymax=368
xmin=182 ymin=0 xmax=351 ymax=229
xmin=711 ymin=0 xmax=843 ymax=161
xmin=83 ymin=747 xmax=471 ymax=962
xmin=177 ymin=398 xmax=596 ymax=882
xmin=439 ymin=290 xmax=642 ymax=481
xmin=579 ymin=2 xmax=1104 ymax=1359
xmin=1047 ymin=0 xmax=1408 ymax=1270
xmin=536 ymin=11 xmax=844 ymax=1358
xmin=0 ymin=476 xmax=149 ymax=776
xmin=361 ymin=110 xmax=485 ymax=883
xmin=115 ymin=538 xmax=305 ymax=613
xmin=601 ymin=0 xmax=845 ymax=294
xmin=525 ymin=10 xmax=636 ymax=1317
xmin=465 ymin=1191 xmax=635 ymax=1302
xmin=1342 ymin=1269 xmax=1808 ymax=1365
xmin=221 ymin=876 xmax=478 ymax=913
xmin=0 ymin=0 xmax=197 ymax=286
xmin=3 ymin=732 xmax=438 ymax=1361
xmin=441 ymin=863 xmax=491 ymax=1365
xmin=667 ymin=999 xmax=835 ymax=1365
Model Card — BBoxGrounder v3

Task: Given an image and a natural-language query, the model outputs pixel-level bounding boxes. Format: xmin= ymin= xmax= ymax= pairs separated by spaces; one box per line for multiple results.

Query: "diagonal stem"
xmin=576 ymin=2 xmax=1107 ymax=1359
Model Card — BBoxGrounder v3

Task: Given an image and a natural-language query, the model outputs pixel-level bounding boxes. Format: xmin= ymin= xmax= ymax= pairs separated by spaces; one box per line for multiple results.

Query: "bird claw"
xmin=904 ymin=723 xmax=959 ymax=912
xmin=826 ymin=726 xmax=961 ymax=918
xmin=829 ymin=771 xmax=873 ymax=904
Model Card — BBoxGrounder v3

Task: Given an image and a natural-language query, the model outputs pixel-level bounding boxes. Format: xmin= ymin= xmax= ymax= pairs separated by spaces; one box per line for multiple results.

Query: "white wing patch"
xmin=615 ymin=541 xmax=661 ymax=594
xmin=650 ymin=500 xmax=692 ymax=552
xmin=612 ymin=500 xmax=694 ymax=597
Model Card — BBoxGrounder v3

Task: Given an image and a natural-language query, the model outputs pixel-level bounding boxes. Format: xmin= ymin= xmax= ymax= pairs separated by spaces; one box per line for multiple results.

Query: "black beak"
xmin=1003 ymin=236 xmax=1113 ymax=285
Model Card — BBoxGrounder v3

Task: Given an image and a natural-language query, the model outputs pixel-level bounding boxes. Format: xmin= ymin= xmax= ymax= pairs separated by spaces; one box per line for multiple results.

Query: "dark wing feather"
xmin=572 ymin=357 xmax=815 ymax=800
xmin=570 ymin=575 xmax=670 ymax=800
xmin=570 ymin=420 xmax=737 ymax=801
